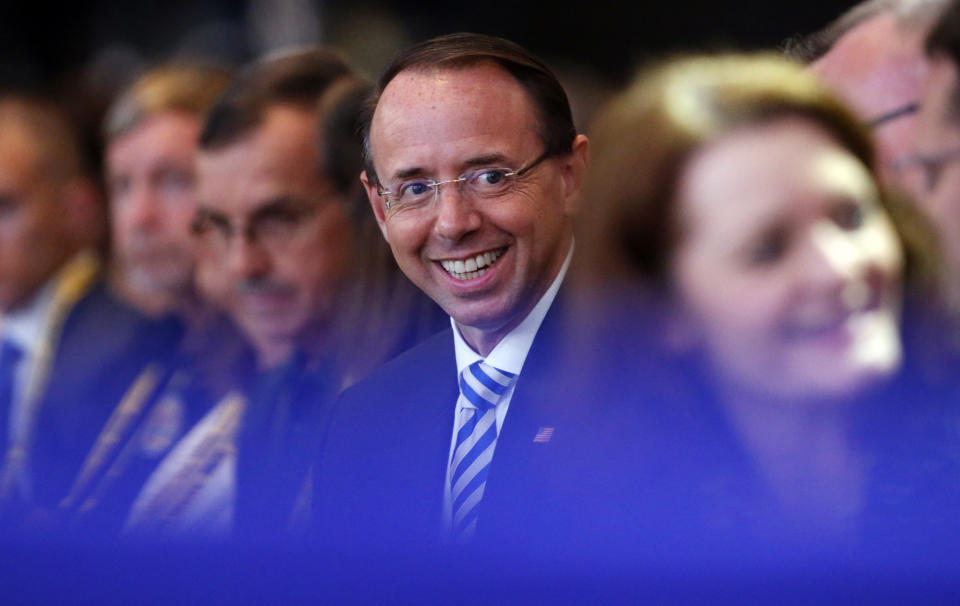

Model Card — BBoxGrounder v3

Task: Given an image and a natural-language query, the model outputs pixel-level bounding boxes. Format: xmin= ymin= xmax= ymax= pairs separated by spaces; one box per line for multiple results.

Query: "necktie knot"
xmin=458 ymin=360 xmax=516 ymax=412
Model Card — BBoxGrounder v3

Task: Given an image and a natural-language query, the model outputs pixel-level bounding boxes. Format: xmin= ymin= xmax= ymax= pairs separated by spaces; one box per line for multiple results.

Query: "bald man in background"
xmin=788 ymin=0 xmax=948 ymax=195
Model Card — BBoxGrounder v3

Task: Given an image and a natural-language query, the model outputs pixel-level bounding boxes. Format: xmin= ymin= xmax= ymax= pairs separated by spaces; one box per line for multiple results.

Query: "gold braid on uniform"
xmin=0 ymin=252 xmax=100 ymax=512
xmin=58 ymin=364 xmax=162 ymax=512
xmin=126 ymin=393 xmax=246 ymax=534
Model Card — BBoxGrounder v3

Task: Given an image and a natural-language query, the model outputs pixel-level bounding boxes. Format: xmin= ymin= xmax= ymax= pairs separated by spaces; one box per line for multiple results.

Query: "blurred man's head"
xmin=193 ymin=49 xmax=360 ymax=367
xmin=913 ymin=0 xmax=960 ymax=276
xmin=104 ymin=64 xmax=231 ymax=316
xmin=797 ymin=0 xmax=948 ymax=192
xmin=0 ymin=95 xmax=99 ymax=312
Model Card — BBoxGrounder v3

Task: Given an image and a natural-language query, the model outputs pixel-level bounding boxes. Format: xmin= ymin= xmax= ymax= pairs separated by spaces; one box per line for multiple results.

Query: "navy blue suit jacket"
xmin=312 ymin=300 xmax=693 ymax=560
xmin=26 ymin=281 xmax=183 ymax=512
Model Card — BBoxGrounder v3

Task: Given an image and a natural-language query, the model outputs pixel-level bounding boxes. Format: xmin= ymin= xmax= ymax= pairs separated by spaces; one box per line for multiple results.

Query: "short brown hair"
xmin=104 ymin=63 xmax=232 ymax=142
xmin=783 ymin=0 xmax=948 ymax=63
xmin=360 ymin=32 xmax=576 ymax=186
xmin=199 ymin=48 xmax=353 ymax=152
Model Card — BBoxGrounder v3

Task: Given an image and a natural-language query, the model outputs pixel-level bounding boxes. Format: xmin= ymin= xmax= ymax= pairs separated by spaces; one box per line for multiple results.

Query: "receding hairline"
xmin=364 ymin=60 xmax=547 ymax=175
xmin=786 ymin=0 xmax=948 ymax=63
xmin=104 ymin=64 xmax=233 ymax=143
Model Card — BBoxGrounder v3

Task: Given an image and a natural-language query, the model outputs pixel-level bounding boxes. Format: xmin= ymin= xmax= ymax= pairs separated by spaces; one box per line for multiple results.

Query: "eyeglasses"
xmin=190 ymin=198 xmax=323 ymax=255
xmin=376 ymin=151 xmax=551 ymax=214
xmin=866 ymin=102 xmax=919 ymax=129
xmin=890 ymin=146 xmax=960 ymax=194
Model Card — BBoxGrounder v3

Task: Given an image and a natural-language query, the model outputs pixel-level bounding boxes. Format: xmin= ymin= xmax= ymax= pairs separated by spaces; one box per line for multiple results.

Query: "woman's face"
xmin=671 ymin=118 xmax=904 ymax=403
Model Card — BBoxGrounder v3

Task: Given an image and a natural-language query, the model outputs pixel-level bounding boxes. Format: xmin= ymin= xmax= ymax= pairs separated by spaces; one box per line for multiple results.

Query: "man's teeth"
xmin=440 ymin=249 xmax=503 ymax=280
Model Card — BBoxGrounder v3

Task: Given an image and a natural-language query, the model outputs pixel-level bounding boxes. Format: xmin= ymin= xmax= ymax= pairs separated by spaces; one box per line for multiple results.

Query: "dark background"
xmin=0 ymin=0 xmax=863 ymax=164
xmin=0 ymin=1 xmax=860 ymax=86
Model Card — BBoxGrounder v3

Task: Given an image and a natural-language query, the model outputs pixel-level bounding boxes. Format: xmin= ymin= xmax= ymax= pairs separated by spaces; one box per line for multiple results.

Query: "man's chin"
xmin=238 ymin=312 xmax=300 ymax=346
xmin=126 ymin=262 xmax=193 ymax=294
xmin=244 ymin=327 xmax=299 ymax=368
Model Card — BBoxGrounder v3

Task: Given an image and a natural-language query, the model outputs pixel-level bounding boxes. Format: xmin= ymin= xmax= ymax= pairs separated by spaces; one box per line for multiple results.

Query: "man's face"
xmin=106 ymin=112 xmax=201 ymax=299
xmin=913 ymin=56 xmax=960 ymax=273
xmin=362 ymin=63 xmax=587 ymax=355
xmin=811 ymin=14 xmax=929 ymax=193
xmin=0 ymin=125 xmax=75 ymax=311
xmin=195 ymin=105 xmax=353 ymax=367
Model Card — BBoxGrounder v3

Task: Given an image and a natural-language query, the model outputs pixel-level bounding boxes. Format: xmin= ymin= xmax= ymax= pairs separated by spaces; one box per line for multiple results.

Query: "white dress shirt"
xmin=1 ymin=278 xmax=58 ymax=448
xmin=441 ymin=242 xmax=573 ymax=533
xmin=0 ymin=273 xmax=62 ymax=500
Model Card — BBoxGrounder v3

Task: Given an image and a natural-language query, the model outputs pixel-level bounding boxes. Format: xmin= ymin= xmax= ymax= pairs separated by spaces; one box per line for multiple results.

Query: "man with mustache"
xmin=127 ymin=47 xmax=442 ymax=539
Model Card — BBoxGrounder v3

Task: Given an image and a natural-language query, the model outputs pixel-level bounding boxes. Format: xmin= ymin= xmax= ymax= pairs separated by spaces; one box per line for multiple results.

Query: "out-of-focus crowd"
xmin=4 ymin=0 xmax=960 ymax=599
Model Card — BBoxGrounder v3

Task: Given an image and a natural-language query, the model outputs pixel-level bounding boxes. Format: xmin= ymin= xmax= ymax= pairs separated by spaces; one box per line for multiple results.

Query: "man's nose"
xmin=433 ymin=182 xmax=481 ymax=241
xmin=124 ymin=185 xmax=161 ymax=230
xmin=225 ymin=226 xmax=272 ymax=279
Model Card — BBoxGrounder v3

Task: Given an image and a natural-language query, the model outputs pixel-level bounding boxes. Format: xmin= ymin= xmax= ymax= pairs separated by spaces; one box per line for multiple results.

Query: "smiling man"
xmin=314 ymin=33 xmax=591 ymax=552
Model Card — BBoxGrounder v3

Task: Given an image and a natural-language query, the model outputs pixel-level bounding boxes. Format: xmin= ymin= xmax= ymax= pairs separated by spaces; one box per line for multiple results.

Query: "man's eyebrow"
xmin=867 ymin=102 xmax=920 ymax=128
xmin=462 ymin=153 xmax=509 ymax=167
xmin=194 ymin=205 xmax=227 ymax=220
xmin=191 ymin=205 xmax=229 ymax=233
xmin=249 ymin=196 xmax=312 ymax=220
xmin=393 ymin=167 xmax=427 ymax=181
xmin=391 ymin=154 xmax=511 ymax=181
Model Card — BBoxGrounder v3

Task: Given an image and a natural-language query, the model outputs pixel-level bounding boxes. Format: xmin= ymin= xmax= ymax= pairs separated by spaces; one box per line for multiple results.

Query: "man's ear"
xmin=361 ymin=170 xmax=389 ymax=242
xmin=560 ymin=134 xmax=590 ymax=216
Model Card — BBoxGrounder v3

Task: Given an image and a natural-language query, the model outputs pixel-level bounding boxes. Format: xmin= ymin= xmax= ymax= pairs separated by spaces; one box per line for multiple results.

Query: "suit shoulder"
xmin=64 ymin=283 xmax=185 ymax=356
xmin=337 ymin=327 xmax=454 ymax=406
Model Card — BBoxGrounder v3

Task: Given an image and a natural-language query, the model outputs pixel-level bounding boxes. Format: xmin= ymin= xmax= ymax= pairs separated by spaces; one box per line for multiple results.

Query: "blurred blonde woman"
xmin=572 ymin=52 xmax=957 ymax=559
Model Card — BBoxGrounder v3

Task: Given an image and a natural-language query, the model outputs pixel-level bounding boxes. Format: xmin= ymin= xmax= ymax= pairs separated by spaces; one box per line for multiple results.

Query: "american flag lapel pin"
xmin=533 ymin=427 xmax=554 ymax=443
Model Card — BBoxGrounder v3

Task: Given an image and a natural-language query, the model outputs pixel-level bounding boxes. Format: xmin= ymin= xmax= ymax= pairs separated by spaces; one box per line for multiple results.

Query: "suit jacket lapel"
xmin=479 ymin=294 xmax=571 ymax=538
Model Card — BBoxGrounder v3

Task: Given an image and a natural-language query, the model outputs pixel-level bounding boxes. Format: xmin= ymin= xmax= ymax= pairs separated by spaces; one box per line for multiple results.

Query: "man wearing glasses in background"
xmin=312 ymin=33 xmax=597 ymax=556
xmin=914 ymin=0 xmax=960 ymax=297
xmin=114 ymin=49 xmax=363 ymax=539
xmin=787 ymin=0 xmax=948 ymax=195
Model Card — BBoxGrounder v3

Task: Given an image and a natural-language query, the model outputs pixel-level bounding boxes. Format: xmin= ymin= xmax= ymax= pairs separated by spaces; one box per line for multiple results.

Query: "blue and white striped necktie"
xmin=450 ymin=360 xmax=517 ymax=541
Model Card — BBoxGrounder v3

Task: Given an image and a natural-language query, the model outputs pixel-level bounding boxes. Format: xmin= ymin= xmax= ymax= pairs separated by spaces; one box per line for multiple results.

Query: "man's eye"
xmin=399 ymin=181 xmax=434 ymax=199
xmin=191 ymin=214 xmax=229 ymax=238
xmin=110 ymin=176 xmax=130 ymax=199
xmin=474 ymin=169 xmax=507 ymax=186
xmin=0 ymin=195 xmax=17 ymax=217
xmin=156 ymin=169 xmax=194 ymax=196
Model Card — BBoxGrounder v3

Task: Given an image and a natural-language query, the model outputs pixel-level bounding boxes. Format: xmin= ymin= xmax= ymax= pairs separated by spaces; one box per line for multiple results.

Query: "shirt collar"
xmin=0 ymin=273 xmax=60 ymax=355
xmin=454 ymin=240 xmax=573 ymax=377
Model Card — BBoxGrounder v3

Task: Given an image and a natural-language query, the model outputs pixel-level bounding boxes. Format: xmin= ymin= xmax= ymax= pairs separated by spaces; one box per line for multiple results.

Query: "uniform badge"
xmin=139 ymin=395 xmax=185 ymax=457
